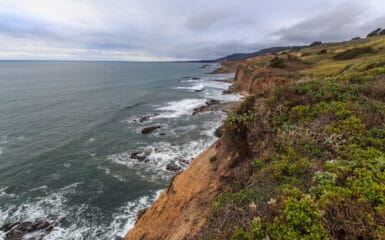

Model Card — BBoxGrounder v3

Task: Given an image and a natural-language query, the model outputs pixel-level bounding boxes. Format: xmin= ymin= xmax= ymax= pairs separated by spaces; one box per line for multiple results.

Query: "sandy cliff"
xmin=125 ymin=140 xmax=241 ymax=240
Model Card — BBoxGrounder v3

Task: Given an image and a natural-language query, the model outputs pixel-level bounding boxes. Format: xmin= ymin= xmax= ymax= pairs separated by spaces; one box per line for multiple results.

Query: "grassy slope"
xmin=198 ymin=36 xmax=385 ymax=239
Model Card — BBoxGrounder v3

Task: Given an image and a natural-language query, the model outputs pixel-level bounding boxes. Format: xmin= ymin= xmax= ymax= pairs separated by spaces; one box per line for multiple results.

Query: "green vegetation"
xmin=209 ymin=156 xmax=217 ymax=163
xmin=318 ymin=49 xmax=327 ymax=55
xmin=199 ymin=35 xmax=385 ymax=239
xmin=334 ymin=47 xmax=375 ymax=60
xmin=270 ymin=56 xmax=286 ymax=68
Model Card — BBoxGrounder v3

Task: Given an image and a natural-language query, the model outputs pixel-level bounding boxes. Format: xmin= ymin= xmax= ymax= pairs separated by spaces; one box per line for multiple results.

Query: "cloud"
xmin=185 ymin=10 xmax=231 ymax=31
xmin=270 ymin=2 xmax=385 ymax=44
xmin=0 ymin=0 xmax=385 ymax=60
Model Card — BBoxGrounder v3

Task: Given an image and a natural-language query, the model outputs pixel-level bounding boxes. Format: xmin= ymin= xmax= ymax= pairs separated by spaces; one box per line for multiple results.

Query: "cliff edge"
xmin=125 ymin=140 xmax=242 ymax=240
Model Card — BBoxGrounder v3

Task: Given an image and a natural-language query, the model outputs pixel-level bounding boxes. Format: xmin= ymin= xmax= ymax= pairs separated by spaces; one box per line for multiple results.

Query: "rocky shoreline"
xmin=124 ymin=62 xmax=242 ymax=239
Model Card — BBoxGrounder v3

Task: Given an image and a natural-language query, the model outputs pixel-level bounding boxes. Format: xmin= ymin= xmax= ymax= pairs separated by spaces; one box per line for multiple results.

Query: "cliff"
xmin=125 ymin=139 xmax=247 ymax=240
xmin=126 ymin=35 xmax=385 ymax=239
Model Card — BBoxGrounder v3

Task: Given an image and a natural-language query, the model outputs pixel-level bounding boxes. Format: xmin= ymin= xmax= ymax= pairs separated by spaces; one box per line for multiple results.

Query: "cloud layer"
xmin=0 ymin=0 xmax=385 ymax=60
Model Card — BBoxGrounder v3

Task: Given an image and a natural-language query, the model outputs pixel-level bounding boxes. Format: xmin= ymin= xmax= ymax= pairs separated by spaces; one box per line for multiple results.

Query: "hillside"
xmin=126 ymin=35 xmax=385 ymax=239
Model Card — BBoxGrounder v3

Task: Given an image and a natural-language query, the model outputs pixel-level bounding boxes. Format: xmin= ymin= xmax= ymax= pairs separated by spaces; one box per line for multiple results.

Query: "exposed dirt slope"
xmin=125 ymin=141 xmax=241 ymax=240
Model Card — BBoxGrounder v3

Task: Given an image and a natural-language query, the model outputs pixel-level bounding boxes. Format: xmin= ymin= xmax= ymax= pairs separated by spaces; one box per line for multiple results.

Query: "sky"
xmin=0 ymin=0 xmax=385 ymax=61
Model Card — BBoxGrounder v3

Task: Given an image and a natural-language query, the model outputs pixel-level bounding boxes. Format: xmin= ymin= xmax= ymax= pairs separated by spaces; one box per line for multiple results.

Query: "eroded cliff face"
xmin=125 ymin=140 xmax=242 ymax=240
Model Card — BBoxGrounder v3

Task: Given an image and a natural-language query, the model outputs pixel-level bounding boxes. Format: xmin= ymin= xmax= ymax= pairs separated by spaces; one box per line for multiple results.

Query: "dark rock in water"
xmin=130 ymin=151 xmax=149 ymax=162
xmin=141 ymin=126 xmax=161 ymax=134
xmin=115 ymin=236 xmax=125 ymax=240
xmin=138 ymin=115 xmax=150 ymax=122
xmin=159 ymin=132 xmax=166 ymax=136
xmin=192 ymin=99 xmax=224 ymax=115
xmin=191 ymin=77 xmax=201 ymax=80
xmin=133 ymin=113 xmax=159 ymax=123
xmin=206 ymin=99 xmax=221 ymax=105
xmin=194 ymin=88 xmax=205 ymax=92
xmin=1 ymin=220 xmax=55 ymax=240
xmin=166 ymin=161 xmax=182 ymax=171
xmin=200 ymin=64 xmax=213 ymax=68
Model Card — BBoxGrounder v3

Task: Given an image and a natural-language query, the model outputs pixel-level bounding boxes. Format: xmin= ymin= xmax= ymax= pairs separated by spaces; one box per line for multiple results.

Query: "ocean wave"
xmin=109 ymin=189 xmax=163 ymax=237
xmin=107 ymin=138 xmax=213 ymax=182
xmin=97 ymin=165 xmax=126 ymax=182
xmin=0 ymin=181 xmax=157 ymax=240
xmin=174 ymin=83 xmax=205 ymax=92
xmin=0 ymin=183 xmax=81 ymax=232
xmin=155 ymin=98 xmax=207 ymax=118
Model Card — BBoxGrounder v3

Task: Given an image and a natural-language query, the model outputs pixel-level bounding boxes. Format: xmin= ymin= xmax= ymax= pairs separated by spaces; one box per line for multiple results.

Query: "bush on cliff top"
xmin=334 ymin=47 xmax=375 ymax=60
xmin=201 ymin=57 xmax=385 ymax=239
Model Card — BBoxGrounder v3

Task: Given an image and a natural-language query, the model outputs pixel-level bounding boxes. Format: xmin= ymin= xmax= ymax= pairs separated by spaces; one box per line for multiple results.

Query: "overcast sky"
xmin=1 ymin=0 xmax=385 ymax=61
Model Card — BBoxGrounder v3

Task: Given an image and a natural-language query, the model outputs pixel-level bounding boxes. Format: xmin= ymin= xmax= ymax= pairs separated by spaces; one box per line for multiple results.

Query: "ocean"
xmin=0 ymin=61 xmax=239 ymax=239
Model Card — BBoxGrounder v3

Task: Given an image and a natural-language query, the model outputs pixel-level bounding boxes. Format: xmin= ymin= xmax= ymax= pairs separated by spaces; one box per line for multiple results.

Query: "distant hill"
xmin=197 ymin=46 xmax=305 ymax=63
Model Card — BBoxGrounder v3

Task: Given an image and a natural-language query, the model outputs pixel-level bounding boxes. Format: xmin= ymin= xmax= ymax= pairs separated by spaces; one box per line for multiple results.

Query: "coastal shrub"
xmin=270 ymin=56 xmax=286 ymax=68
xmin=266 ymin=189 xmax=328 ymax=240
xmin=334 ymin=47 xmax=375 ymax=60
xmin=210 ymin=156 xmax=217 ymax=162
xmin=364 ymin=60 xmax=385 ymax=70
xmin=309 ymin=41 xmax=322 ymax=47
xmin=253 ymin=158 xmax=264 ymax=170
xmin=225 ymin=110 xmax=258 ymax=135
xmin=230 ymin=218 xmax=264 ymax=240
xmin=202 ymin=35 xmax=385 ymax=239
xmin=326 ymin=116 xmax=365 ymax=136
xmin=289 ymin=101 xmax=354 ymax=123
xmin=212 ymin=189 xmax=262 ymax=210
xmin=318 ymin=49 xmax=327 ymax=55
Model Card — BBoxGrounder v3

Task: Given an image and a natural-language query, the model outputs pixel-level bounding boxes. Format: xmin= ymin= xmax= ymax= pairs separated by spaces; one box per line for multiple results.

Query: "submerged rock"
xmin=166 ymin=161 xmax=182 ymax=171
xmin=192 ymin=99 xmax=226 ymax=115
xmin=141 ymin=126 xmax=161 ymax=134
xmin=1 ymin=220 xmax=55 ymax=240
xmin=130 ymin=151 xmax=150 ymax=162
xmin=133 ymin=113 xmax=159 ymax=123
xmin=194 ymin=88 xmax=205 ymax=92
xmin=200 ymin=64 xmax=213 ymax=68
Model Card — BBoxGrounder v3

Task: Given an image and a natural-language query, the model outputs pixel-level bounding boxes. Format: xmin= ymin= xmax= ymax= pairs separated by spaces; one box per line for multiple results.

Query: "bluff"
xmin=126 ymin=35 xmax=385 ymax=239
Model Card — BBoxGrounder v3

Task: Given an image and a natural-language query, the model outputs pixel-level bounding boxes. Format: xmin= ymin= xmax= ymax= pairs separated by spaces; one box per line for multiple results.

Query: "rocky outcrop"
xmin=192 ymin=100 xmax=233 ymax=115
xmin=132 ymin=114 xmax=159 ymax=123
xmin=1 ymin=221 xmax=55 ymax=240
xmin=130 ymin=151 xmax=150 ymax=162
xmin=141 ymin=126 xmax=161 ymax=134
xmin=165 ymin=161 xmax=182 ymax=171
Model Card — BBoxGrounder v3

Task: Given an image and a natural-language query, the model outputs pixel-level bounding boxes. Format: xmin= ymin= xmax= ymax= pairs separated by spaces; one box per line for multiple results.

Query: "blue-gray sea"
xmin=0 ymin=61 xmax=239 ymax=239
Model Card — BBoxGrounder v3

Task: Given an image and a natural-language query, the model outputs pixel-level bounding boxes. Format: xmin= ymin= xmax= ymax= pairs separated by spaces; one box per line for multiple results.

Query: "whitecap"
xmin=109 ymin=189 xmax=163 ymax=237
xmin=174 ymin=83 xmax=205 ymax=92
xmin=155 ymin=98 xmax=207 ymax=118
xmin=97 ymin=165 xmax=126 ymax=182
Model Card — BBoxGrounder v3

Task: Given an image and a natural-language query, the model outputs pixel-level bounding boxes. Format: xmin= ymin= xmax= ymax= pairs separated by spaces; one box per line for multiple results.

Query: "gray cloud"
xmin=0 ymin=0 xmax=385 ymax=60
xmin=270 ymin=2 xmax=385 ymax=44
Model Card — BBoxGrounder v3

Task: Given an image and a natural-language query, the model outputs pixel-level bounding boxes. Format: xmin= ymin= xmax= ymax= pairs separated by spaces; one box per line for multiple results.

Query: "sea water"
xmin=0 ymin=61 xmax=240 ymax=239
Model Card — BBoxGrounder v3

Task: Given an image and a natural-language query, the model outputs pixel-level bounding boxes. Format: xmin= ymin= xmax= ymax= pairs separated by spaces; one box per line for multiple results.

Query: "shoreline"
xmin=125 ymin=62 xmax=242 ymax=239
